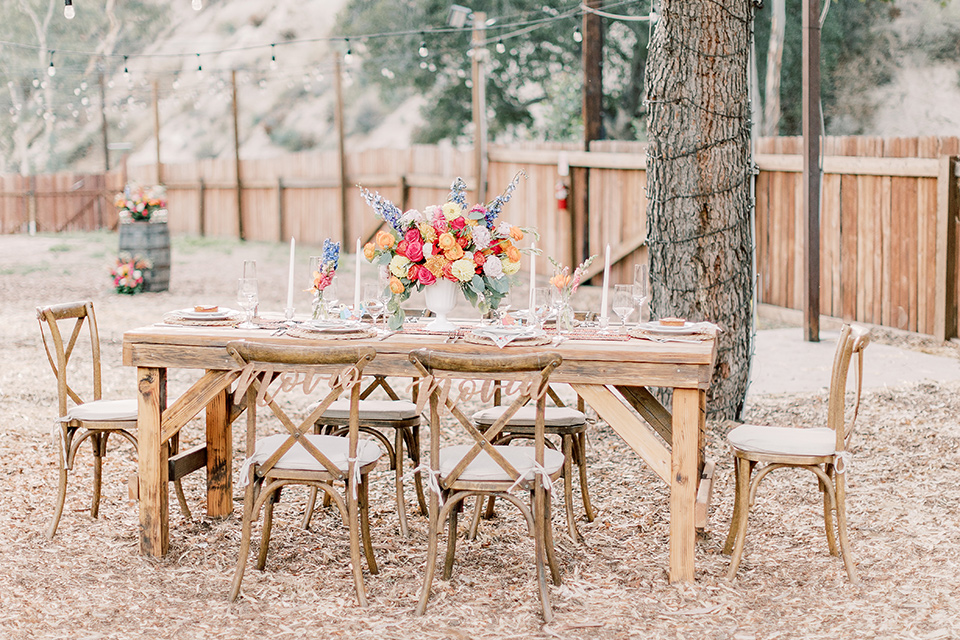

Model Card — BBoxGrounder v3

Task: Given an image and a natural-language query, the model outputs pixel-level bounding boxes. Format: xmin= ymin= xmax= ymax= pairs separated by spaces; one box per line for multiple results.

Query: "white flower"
xmin=399 ymin=208 xmax=424 ymax=227
xmin=471 ymin=226 xmax=491 ymax=250
xmin=483 ymin=257 xmax=504 ymax=278
xmin=423 ymin=242 xmax=434 ymax=258
xmin=497 ymin=221 xmax=511 ymax=236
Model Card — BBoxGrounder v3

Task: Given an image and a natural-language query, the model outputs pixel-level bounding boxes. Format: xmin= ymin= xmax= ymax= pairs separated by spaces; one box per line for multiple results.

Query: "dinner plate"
xmin=472 ymin=326 xmax=538 ymax=339
xmin=178 ymin=308 xmax=235 ymax=321
xmin=636 ymin=321 xmax=700 ymax=335
xmin=305 ymin=320 xmax=366 ymax=333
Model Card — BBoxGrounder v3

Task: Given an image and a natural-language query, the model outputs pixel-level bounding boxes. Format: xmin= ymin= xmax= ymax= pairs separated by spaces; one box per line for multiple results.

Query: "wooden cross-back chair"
xmin=470 ymin=381 xmax=594 ymax=542
xmin=723 ymin=324 xmax=870 ymax=581
xmin=37 ymin=301 xmax=190 ymax=539
xmin=225 ymin=341 xmax=382 ymax=606
xmin=409 ymin=348 xmax=566 ymax=622
xmin=306 ymin=372 xmax=426 ymax=537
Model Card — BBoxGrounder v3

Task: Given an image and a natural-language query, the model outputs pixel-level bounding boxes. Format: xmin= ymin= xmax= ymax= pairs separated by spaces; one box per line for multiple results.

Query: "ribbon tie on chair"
xmin=404 ymin=463 xmax=443 ymax=499
xmin=347 ymin=456 xmax=362 ymax=500
xmin=508 ymin=457 xmax=554 ymax=492
xmin=834 ymin=450 xmax=852 ymax=474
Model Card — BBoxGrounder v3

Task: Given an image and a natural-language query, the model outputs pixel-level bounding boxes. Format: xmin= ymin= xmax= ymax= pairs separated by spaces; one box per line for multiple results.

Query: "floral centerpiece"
xmin=548 ymin=254 xmax=596 ymax=331
xmin=110 ymin=254 xmax=151 ymax=295
xmin=115 ymin=183 xmax=167 ymax=223
xmin=310 ymin=238 xmax=340 ymax=319
xmin=360 ymin=172 xmax=535 ymax=330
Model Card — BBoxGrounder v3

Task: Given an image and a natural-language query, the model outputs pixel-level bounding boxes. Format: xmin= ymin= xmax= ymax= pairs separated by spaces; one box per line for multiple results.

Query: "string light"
xmin=573 ymin=26 xmax=583 ymax=43
xmin=123 ymin=55 xmax=129 ymax=78
xmin=343 ymin=38 xmax=353 ymax=65
xmin=63 ymin=0 xmax=75 ymax=20
xmin=496 ymin=39 xmax=506 ymax=54
xmin=192 ymin=0 xmax=202 ymax=10
xmin=47 ymin=51 xmax=56 ymax=77
xmin=418 ymin=36 xmax=428 ymax=58
xmin=196 ymin=53 xmax=202 ymax=75
xmin=270 ymin=43 xmax=278 ymax=70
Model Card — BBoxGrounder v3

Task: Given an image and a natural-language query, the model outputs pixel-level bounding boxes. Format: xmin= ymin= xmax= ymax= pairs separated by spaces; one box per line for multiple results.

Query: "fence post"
xmin=277 ymin=177 xmax=286 ymax=243
xmin=934 ymin=155 xmax=959 ymax=341
xmin=198 ymin=178 xmax=206 ymax=237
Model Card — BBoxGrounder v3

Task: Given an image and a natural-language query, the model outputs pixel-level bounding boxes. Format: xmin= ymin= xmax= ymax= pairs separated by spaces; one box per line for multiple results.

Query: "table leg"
xmin=138 ymin=367 xmax=169 ymax=556
xmin=206 ymin=384 xmax=233 ymax=517
xmin=669 ymin=387 xmax=704 ymax=582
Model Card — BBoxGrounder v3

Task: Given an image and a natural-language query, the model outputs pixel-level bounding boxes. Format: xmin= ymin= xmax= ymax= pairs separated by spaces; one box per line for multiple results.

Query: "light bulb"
xmin=48 ymin=63 xmax=56 ymax=77
xmin=573 ymin=28 xmax=583 ymax=43
xmin=418 ymin=41 xmax=428 ymax=58
xmin=192 ymin=0 xmax=202 ymax=10
xmin=344 ymin=50 xmax=353 ymax=65
xmin=496 ymin=40 xmax=506 ymax=54
xmin=64 ymin=0 xmax=75 ymax=19
xmin=270 ymin=45 xmax=278 ymax=70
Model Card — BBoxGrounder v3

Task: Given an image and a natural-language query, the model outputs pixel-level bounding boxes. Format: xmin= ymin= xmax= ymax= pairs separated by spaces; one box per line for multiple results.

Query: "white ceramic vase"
xmin=423 ymin=278 xmax=459 ymax=332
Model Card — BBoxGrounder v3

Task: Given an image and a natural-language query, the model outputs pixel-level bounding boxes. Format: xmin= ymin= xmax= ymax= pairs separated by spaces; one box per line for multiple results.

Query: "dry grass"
xmin=1 ymin=231 xmax=959 ymax=639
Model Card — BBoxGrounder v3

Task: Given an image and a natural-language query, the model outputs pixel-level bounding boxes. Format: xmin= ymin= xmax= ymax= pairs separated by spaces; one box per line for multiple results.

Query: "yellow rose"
xmin=509 ymin=226 xmax=524 ymax=241
xmin=389 ymin=254 xmax=410 ymax=278
xmin=442 ymin=202 xmax=462 ymax=220
xmin=363 ymin=242 xmax=376 ymax=261
xmin=376 ymin=230 xmax=395 ymax=249
xmin=389 ymin=276 xmax=404 ymax=294
xmin=451 ymin=258 xmax=475 ymax=282
xmin=437 ymin=232 xmax=457 ymax=251
xmin=501 ymin=256 xmax=521 ymax=276
xmin=465 ymin=218 xmax=478 ymax=226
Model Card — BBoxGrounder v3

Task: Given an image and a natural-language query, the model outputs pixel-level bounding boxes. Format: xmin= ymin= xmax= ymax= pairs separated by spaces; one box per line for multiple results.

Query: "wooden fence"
xmin=3 ymin=136 xmax=959 ymax=338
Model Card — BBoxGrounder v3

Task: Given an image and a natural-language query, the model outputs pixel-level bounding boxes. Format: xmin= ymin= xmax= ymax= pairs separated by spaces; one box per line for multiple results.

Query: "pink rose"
xmin=417 ymin=267 xmax=437 ymax=286
xmin=450 ymin=216 xmax=466 ymax=230
xmin=405 ymin=241 xmax=424 ymax=262
xmin=404 ymin=228 xmax=422 ymax=244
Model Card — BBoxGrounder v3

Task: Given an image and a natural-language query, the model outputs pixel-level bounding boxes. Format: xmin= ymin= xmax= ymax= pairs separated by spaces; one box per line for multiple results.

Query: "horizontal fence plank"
xmin=755 ymin=154 xmax=941 ymax=177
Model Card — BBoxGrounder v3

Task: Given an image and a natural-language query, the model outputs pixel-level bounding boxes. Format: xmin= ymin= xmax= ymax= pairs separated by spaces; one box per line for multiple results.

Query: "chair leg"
xmin=408 ymin=426 xmax=428 ymax=516
xmin=90 ymin=433 xmax=104 ymax=519
xmin=46 ymin=425 xmax=71 ymax=540
xmin=541 ymin=489 xmax=561 ymax=586
xmin=442 ymin=501 xmax=459 ymax=580
xmin=359 ymin=477 xmax=378 ymax=574
xmin=725 ymin=456 xmax=753 ymax=580
xmin=533 ymin=486 xmax=554 ymax=622
xmin=229 ymin=480 xmax=258 ymax=601
xmin=575 ymin=431 xmax=595 ymax=522
xmin=394 ymin=428 xmax=409 ymax=537
xmin=822 ymin=466 xmax=839 ymax=556
xmin=560 ymin=435 xmax=581 ymax=542
xmin=834 ymin=470 xmax=859 ymax=582
xmin=416 ymin=498 xmax=441 ymax=615
xmin=346 ymin=480 xmax=369 ymax=607
xmin=256 ymin=490 xmax=277 ymax=570
xmin=301 ymin=486 xmax=319 ymax=529
xmin=722 ymin=456 xmax=746 ymax=555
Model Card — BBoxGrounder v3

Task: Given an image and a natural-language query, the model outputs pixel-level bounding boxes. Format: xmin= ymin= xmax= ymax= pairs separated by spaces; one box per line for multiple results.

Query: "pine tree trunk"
xmin=645 ymin=0 xmax=755 ymax=419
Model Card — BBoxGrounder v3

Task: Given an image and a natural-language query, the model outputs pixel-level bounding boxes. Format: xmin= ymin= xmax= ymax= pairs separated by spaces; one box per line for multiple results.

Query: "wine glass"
xmin=322 ymin=275 xmax=339 ymax=320
xmin=633 ymin=263 xmax=649 ymax=323
xmin=243 ymin=261 xmax=258 ymax=315
xmin=362 ymin=283 xmax=385 ymax=327
xmin=612 ymin=284 xmax=635 ymax=334
xmin=236 ymin=278 xmax=259 ymax=329
xmin=533 ymin=287 xmax=552 ymax=332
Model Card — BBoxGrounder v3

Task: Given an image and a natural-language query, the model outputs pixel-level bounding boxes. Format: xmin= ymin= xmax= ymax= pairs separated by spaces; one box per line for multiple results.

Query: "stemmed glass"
xmin=242 ymin=261 xmax=258 ymax=316
xmin=633 ymin=263 xmax=649 ymax=323
xmin=362 ymin=283 xmax=385 ymax=327
xmin=612 ymin=284 xmax=635 ymax=333
xmin=236 ymin=277 xmax=259 ymax=329
xmin=533 ymin=287 xmax=552 ymax=333
xmin=322 ymin=275 xmax=339 ymax=320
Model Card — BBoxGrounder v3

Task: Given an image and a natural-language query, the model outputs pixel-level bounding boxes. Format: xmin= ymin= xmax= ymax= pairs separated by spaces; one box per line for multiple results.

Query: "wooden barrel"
xmin=118 ymin=222 xmax=171 ymax=292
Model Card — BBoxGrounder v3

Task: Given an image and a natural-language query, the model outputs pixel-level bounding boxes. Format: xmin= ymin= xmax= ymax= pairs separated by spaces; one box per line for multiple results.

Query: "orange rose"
xmin=509 ymin=226 xmax=523 ymax=241
xmin=505 ymin=245 xmax=521 ymax=263
xmin=363 ymin=242 xmax=376 ymax=261
xmin=550 ymin=272 xmax=572 ymax=289
xmin=376 ymin=230 xmax=395 ymax=250
xmin=437 ymin=232 xmax=457 ymax=252
xmin=444 ymin=244 xmax=464 ymax=261
xmin=424 ymin=255 xmax=447 ymax=276
xmin=389 ymin=276 xmax=404 ymax=294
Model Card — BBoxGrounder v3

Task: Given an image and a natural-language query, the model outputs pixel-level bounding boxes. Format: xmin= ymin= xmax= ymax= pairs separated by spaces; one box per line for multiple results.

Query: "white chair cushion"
xmin=239 ymin=434 xmax=382 ymax=486
xmin=439 ymin=444 xmax=564 ymax=484
xmin=312 ymin=399 xmax=420 ymax=421
xmin=727 ymin=424 xmax=837 ymax=457
xmin=67 ymin=398 xmax=138 ymax=422
xmin=472 ymin=406 xmax=586 ymax=427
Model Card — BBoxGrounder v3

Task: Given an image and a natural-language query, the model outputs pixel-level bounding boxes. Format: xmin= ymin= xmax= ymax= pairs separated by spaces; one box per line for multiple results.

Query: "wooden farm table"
xmin=122 ymin=323 xmax=717 ymax=582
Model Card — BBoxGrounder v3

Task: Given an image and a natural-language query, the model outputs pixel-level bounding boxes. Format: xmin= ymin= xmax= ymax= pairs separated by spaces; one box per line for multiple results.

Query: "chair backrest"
xmin=226 ymin=341 xmax=376 ymax=479
xmin=409 ymin=349 xmax=562 ymax=488
xmin=37 ymin=300 xmax=102 ymax=418
xmin=827 ymin=324 xmax=871 ymax=450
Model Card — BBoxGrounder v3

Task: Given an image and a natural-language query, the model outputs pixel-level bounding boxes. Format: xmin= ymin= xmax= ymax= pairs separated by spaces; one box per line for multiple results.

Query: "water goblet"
xmin=237 ymin=277 xmax=259 ymax=329
xmin=322 ymin=275 xmax=339 ymax=320
xmin=633 ymin=263 xmax=649 ymax=323
xmin=243 ymin=261 xmax=258 ymax=315
xmin=533 ymin=287 xmax=553 ymax=332
xmin=362 ymin=283 xmax=385 ymax=327
xmin=612 ymin=284 xmax=635 ymax=334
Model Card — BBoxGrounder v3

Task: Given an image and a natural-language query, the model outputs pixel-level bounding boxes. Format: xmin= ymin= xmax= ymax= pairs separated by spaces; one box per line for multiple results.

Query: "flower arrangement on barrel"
xmin=310 ymin=238 xmax=340 ymax=319
xmin=109 ymin=254 xmax=152 ymax=295
xmin=360 ymin=172 xmax=536 ymax=330
xmin=115 ymin=183 xmax=168 ymax=223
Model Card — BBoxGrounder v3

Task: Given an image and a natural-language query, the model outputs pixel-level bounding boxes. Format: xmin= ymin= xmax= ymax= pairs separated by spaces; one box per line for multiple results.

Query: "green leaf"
xmin=387 ymin=309 xmax=405 ymax=330
xmin=462 ymin=287 xmax=478 ymax=307
xmin=376 ymin=253 xmax=392 ymax=266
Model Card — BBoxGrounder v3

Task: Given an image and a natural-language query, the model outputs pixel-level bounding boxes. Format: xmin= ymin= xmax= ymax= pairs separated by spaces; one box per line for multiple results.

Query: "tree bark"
xmin=645 ymin=0 xmax=755 ymax=420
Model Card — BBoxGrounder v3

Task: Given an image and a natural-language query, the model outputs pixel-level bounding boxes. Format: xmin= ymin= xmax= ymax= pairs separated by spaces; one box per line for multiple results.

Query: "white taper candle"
xmin=600 ymin=243 xmax=611 ymax=322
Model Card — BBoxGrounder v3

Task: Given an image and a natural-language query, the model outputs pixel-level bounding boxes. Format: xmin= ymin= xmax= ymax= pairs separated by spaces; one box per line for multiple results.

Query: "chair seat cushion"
xmin=727 ymin=424 xmax=837 ymax=457
xmin=240 ymin=434 xmax=382 ymax=486
xmin=67 ymin=398 xmax=138 ymax=422
xmin=312 ymin=399 xmax=420 ymax=421
xmin=472 ymin=406 xmax=586 ymax=427
xmin=439 ymin=444 xmax=564 ymax=484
